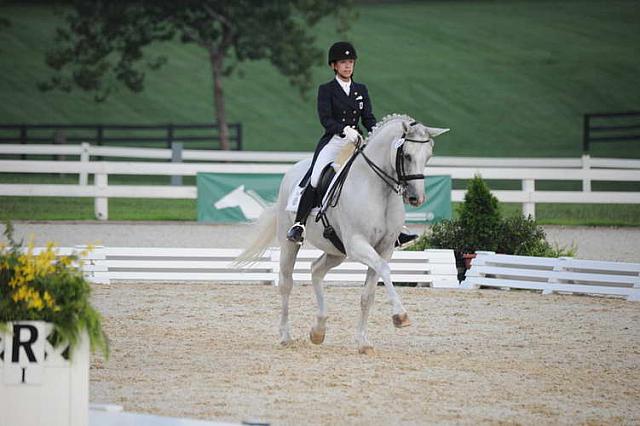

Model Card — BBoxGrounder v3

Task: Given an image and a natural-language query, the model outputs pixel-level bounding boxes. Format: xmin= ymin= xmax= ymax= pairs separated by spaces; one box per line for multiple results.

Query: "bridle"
xmin=359 ymin=121 xmax=432 ymax=195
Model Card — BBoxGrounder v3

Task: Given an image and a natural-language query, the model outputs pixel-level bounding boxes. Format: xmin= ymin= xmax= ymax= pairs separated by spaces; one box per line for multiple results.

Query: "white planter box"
xmin=0 ymin=321 xmax=89 ymax=426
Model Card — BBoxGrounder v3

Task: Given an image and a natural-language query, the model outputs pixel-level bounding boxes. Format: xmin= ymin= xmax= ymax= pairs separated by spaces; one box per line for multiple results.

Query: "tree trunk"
xmin=208 ymin=47 xmax=230 ymax=150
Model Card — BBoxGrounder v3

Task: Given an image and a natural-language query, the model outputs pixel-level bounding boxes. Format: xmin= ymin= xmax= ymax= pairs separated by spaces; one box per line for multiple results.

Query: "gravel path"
xmin=3 ymin=221 xmax=639 ymax=262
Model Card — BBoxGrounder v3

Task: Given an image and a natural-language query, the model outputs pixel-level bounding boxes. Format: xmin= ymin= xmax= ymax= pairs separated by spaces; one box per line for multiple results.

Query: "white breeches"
xmin=310 ymin=135 xmax=351 ymax=188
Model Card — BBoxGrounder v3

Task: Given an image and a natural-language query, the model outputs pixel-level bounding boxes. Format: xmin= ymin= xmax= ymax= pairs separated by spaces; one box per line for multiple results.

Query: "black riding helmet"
xmin=328 ymin=41 xmax=357 ymax=65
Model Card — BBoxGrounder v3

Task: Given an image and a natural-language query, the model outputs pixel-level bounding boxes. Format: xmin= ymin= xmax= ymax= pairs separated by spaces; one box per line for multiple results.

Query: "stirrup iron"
xmin=287 ymin=222 xmax=305 ymax=244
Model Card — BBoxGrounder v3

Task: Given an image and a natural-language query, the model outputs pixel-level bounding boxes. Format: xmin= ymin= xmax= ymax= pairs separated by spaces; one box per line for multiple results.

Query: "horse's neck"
xmin=337 ymin=121 xmax=404 ymax=232
xmin=344 ymin=121 xmax=402 ymax=206
xmin=356 ymin=121 xmax=401 ymax=173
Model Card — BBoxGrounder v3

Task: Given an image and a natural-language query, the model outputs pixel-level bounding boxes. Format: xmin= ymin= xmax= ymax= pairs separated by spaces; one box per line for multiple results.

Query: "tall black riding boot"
xmin=287 ymin=185 xmax=317 ymax=243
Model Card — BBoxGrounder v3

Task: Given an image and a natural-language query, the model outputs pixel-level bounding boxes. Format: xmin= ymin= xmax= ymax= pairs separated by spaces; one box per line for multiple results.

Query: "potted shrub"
xmin=0 ymin=222 xmax=109 ymax=426
xmin=408 ymin=175 xmax=574 ymax=279
xmin=456 ymin=174 xmax=502 ymax=267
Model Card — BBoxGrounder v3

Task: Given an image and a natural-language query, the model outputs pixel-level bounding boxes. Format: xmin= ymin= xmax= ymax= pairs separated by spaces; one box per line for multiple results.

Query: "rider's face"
xmin=333 ymin=59 xmax=355 ymax=81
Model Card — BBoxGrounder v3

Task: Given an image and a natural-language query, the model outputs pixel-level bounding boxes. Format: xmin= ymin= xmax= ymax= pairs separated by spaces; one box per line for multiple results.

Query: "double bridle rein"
xmin=359 ymin=121 xmax=432 ymax=195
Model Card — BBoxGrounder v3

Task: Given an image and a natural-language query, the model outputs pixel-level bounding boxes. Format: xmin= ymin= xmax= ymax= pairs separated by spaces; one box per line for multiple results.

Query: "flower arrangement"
xmin=0 ymin=222 xmax=108 ymax=358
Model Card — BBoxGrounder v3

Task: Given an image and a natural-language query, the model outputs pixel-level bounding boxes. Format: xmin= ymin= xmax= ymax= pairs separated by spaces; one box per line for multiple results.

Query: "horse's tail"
xmin=233 ymin=204 xmax=278 ymax=266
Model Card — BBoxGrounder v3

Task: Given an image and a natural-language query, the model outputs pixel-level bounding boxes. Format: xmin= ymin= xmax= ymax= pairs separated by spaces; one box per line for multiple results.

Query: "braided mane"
xmin=365 ymin=113 xmax=415 ymax=142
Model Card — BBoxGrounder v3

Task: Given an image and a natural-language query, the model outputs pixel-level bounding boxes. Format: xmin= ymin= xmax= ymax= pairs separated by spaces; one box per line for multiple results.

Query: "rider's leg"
xmin=286 ymin=184 xmax=317 ymax=243
xmin=287 ymin=136 xmax=347 ymax=243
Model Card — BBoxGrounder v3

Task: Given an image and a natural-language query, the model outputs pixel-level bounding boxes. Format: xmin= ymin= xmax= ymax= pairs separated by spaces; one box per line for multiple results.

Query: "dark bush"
xmin=457 ymin=175 xmax=501 ymax=254
xmin=408 ymin=175 xmax=575 ymax=259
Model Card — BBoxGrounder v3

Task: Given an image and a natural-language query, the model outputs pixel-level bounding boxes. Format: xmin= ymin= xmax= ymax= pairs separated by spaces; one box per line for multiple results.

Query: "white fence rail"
xmin=37 ymin=246 xmax=459 ymax=288
xmin=461 ymin=251 xmax=640 ymax=301
xmin=2 ymin=144 xmax=640 ymax=220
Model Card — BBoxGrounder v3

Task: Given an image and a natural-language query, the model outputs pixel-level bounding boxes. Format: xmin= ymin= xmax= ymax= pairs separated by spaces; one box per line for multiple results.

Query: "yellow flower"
xmin=43 ymin=291 xmax=58 ymax=310
xmin=11 ymin=284 xmax=46 ymax=311
xmin=59 ymin=255 xmax=74 ymax=267
xmin=28 ymin=294 xmax=44 ymax=310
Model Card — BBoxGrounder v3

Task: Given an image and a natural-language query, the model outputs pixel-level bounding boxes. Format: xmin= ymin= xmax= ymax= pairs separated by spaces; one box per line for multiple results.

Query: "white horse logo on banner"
xmin=214 ymin=185 xmax=267 ymax=220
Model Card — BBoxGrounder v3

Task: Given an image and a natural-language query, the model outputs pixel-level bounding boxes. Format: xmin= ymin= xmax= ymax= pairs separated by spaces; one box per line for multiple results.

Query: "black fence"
xmin=583 ymin=112 xmax=640 ymax=153
xmin=0 ymin=123 xmax=243 ymax=151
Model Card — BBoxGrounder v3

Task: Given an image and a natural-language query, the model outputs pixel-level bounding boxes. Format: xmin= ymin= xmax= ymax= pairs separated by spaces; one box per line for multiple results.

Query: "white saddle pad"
xmin=285 ymin=160 xmax=350 ymax=213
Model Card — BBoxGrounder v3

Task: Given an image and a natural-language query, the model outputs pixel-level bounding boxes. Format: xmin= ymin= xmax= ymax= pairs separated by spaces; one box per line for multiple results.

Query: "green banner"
xmin=197 ymin=173 xmax=451 ymax=223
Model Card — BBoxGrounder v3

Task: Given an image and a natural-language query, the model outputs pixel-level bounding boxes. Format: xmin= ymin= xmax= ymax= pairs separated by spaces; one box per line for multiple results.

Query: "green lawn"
xmin=1 ymin=1 xmax=639 ymax=224
xmin=2 ymin=195 xmax=639 ymax=226
xmin=1 ymin=1 xmax=639 ymax=156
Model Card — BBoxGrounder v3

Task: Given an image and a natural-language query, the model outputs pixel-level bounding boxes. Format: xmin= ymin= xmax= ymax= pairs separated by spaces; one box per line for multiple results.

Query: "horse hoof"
xmin=358 ymin=346 xmax=375 ymax=355
xmin=309 ymin=328 xmax=325 ymax=345
xmin=392 ymin=313 xmax=411 ymax=328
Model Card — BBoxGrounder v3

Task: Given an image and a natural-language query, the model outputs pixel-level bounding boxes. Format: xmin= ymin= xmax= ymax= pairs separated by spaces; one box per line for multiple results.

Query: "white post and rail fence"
xmin=1 ymin=143 xmax=640 ymax=220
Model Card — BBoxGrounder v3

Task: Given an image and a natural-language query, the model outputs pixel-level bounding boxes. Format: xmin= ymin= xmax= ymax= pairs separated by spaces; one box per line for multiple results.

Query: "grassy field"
xmin=1 ymin=1 xmax=639 ymax=224
xmin=1 ymin=1 xmax=639 ymax=156
xmin=2 ymin=194 xmax=639 ymax=226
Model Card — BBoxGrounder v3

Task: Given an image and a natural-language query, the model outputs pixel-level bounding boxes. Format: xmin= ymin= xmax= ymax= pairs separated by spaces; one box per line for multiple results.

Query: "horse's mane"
xmin=365 ymin=113 xmax=415 ymax=142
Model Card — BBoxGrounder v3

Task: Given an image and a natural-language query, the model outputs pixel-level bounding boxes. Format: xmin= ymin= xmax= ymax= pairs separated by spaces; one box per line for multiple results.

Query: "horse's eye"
xmin=404 ymin=153 xmax=412 ymax=162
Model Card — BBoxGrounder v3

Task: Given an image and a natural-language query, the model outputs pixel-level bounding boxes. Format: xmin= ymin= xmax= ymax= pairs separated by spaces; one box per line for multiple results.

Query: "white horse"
xmin=238 ymin=114 xmax=449 ymax=354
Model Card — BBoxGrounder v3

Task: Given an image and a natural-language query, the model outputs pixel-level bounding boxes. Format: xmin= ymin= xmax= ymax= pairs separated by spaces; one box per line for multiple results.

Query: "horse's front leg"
xmin=309 ymin=253 xmax=345 ymax=344
xmin=357 ymin=267 xmax=379 ymax=355
xmin=278 ymin=242 xmax=300 ymax=345
xmin=349 ymin=237 xmax=411 ymax=328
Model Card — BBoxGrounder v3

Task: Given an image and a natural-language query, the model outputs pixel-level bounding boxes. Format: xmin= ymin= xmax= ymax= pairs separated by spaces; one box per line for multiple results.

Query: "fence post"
xmin=94 ymin=173 xmax=108 ymax=221
xmin=522 ymin=179 xmax=535 ymax=218
xmin=582 ymin=114 xmax=590 ymax=154
xmin=166 ymin=124 xmax=174 ymax=149
xmin=79 ymin=142 xmax=90 ymax=186
xmin=96 ymin=126 xmax=104 ymax=161
xmin=236 ymin=123 xmax=243 ymax=150
xmin=53 ymin=130 xmax=66 ymax=162
xmin=20 ymin=125 xmax=27 ymax=160
xmin=581 ymin=154 xmax=591 ymax=192
xmin=170 ymin=142 xmax=183 ymax=186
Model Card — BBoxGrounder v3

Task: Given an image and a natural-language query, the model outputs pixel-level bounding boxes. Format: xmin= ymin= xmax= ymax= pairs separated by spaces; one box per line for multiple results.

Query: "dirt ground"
xmin=89 ymin=283 xmax=640 ymax=425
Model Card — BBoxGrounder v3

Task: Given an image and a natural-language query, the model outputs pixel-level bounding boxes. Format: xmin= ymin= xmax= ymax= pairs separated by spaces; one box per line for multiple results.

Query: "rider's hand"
xmin=343 ymin=126 xmax=360 ymax=145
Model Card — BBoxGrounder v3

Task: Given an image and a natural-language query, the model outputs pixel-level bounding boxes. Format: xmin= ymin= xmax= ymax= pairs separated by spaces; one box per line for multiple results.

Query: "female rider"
xmin=287 ymin=41 xmax=417 ymax=248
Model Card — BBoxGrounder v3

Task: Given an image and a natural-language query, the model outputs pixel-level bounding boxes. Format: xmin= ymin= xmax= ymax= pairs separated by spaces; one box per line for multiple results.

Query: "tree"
xmin=40 ymin=0 xmax=353 ymax=149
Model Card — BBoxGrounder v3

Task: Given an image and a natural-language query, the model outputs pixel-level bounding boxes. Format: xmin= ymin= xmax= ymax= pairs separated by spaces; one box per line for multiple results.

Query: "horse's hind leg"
xmin=279 ymin=242 xmax=300 ymax=345
xmin=309 ymin=253 xmax=344 ymax=344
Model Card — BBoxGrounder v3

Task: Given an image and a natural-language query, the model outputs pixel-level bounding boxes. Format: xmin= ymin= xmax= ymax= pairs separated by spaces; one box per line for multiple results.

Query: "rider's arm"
xmin=317 ymin=84 xmax=345 ymax=136
xmin=360 ymin=85 xmax=376 ymax=133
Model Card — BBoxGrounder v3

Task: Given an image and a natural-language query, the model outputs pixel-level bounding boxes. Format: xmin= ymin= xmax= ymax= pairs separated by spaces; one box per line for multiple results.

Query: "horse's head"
xmin=392 ymin=120 xmax=449 ymax=206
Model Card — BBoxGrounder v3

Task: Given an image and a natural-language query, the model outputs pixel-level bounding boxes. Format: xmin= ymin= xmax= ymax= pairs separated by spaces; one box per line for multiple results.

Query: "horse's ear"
xmin=402 ymin=121 xmax=410 ymax=133
xmin=426 ymin=127 xmax=450 ymax=138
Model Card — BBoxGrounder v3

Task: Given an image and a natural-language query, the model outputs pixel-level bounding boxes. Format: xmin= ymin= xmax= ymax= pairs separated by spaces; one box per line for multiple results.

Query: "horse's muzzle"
xmin=405 ymin=193 xmax=426 ymax=207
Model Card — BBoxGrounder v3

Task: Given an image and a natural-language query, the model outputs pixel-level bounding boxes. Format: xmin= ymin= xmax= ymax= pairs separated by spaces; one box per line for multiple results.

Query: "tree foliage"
xmin=40 ymin=0 xmax=353 ymax=148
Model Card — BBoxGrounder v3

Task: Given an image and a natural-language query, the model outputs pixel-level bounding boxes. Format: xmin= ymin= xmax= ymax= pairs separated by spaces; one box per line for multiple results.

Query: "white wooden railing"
xmin=461 ymin=251 xmax=640 ymax=301
xmin=33 ymin=246 xmax=459 ymax=288
xmin=2 ymin=143 xmax=640 ymax=220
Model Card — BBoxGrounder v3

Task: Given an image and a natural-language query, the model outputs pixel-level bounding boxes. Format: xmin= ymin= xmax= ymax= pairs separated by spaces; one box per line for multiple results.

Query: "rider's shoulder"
xmin=352 ymin=81 xmax=369 ymax=91
xmin=319 ymin=80 xmax=337 ymax=91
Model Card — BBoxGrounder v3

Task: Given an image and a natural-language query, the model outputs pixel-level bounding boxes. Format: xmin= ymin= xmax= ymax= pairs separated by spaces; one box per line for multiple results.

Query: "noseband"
xmin=360 ymin=121 xmax=432 ymax=195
